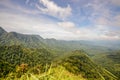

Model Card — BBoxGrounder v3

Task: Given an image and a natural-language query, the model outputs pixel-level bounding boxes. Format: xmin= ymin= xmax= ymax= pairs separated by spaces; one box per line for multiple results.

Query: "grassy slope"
xmin=3 ymin=66 xmax=86 ymax=80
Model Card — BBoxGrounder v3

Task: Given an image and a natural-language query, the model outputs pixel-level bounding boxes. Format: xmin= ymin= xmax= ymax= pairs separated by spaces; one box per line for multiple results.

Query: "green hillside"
xmin=0 ymin=45 xmax=54 ymax=78
xmin=0 ymin=45 xmax=118 ymax=80
xmin=92 ymin=51 xmax=120 ymax=79
xmin=61 ymin=50 xmax=117 ymax=80
xmin=0 ymin=27 xmax=46 ymax=48
xmin=0 ymin=27 xmax=119 ymax=80
xmin=0 ymin=27 xmax=112 ymax=54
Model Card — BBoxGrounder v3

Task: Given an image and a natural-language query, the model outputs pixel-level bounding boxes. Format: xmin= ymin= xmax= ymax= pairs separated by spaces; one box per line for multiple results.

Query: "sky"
xmin=0 ymin=0 xmax=120 ymax=40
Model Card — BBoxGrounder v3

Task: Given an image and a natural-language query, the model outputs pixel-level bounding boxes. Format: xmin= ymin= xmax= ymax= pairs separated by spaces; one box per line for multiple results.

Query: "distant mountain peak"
xmin=0 ymin=26 xmax=45 ymax=47
xmin=0 ymin=27 xmax=7 ymax=36
xmin=0 ymin=27 xmax=6 ymax=32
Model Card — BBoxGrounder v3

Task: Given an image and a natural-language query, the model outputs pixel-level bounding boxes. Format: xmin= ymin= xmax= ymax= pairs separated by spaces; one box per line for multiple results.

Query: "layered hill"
xmin=92 ymin=51 xmax=120 ymax=79
xmin=0 ymin=27 xmax=114 ymax=54
xmin=0 ymin=26 xmax=119 ymax=80
xmin=0 ymin=27 xmax=46 ymax=48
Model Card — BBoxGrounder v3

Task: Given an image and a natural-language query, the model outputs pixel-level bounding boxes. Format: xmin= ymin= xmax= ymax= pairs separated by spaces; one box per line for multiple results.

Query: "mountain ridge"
xmin=0 ymin=27 xmax=46 ymax=48
xmin=0 ymin=27 xmax=119 ymax=54
xmin=0 ymin=27 xmax=119 ymax=79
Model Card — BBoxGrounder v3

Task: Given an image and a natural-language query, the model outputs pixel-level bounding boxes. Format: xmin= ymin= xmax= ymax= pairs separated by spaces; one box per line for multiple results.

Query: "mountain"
xmin=0 ymin=27 xmax=7 ymax=37
xmin=0 ymin=27 xmax=46 ymax=48
xmin=0 ymin=27 xmax=119 ymax=55
xmin=44 ymin=39 xmax=112 ymax=54
xmin=0 ymin=26 xmax=119 ymax=79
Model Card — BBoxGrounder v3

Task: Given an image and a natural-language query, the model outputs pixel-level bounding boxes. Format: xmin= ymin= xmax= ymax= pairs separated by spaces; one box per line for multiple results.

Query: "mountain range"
xmin=0 ymin=26 xmax=120 ymax=80
xmin=0 ymin=27 xmax=119 ymax=54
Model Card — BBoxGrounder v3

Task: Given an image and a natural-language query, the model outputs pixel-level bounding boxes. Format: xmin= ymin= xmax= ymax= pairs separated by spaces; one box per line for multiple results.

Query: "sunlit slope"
xmin=92 ymin=51 xmax=120 ymax=79
xmin=61 ymin=50 xmax=118 ymax=80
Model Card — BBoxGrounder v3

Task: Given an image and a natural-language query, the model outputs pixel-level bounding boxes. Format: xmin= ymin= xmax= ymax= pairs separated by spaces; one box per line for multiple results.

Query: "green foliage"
xmin=4 ymin=64 xmax=86 ymax=80
xmin=0 ymin=27 xmax=119 ymax=80
xmin=0 ymin=60 xmax=14 ymax=78
xmin=0 ymin=45 xmax=54 ymax=78
xmin=61 ymin=50 xmax=117 ymax=80
xmin=92 ymin=51 xmax=120 ymax=79
xmin=0 ymin=27 xmax=112 ymax=55
xmin=0 ymin=45 xmax=118 ymax=80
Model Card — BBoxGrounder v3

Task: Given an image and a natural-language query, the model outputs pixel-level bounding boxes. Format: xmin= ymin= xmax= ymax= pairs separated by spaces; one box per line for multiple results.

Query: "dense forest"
xmin=0 ymin=27 xmax=120 ymax=80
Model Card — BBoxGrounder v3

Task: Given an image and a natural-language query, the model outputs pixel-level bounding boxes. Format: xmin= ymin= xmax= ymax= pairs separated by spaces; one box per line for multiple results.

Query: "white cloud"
xmin=112 ymin=15 xmax=120 ymax=26
xmin=0 ymin=12 xmax=74 ymax=40
xmin=105 ymin=31 xmax=120 ymax=37
xmin=85 ymin=0 xmax=120 ymax=27
xmin=0 ymin=12 xmax=102 ymax=40
xmin=0 ymin=12 xmax=119 ymax=40
xmin=94 ymin=17 xmax=109 ymax=25
xmin=0 ymin=0 xmax=120 ymax=40
xmin=95 ymin=14 xmax=120 ymax=27
xmin=58 ymin=21 xmax=75 ymax=29
xmin=36 ymin=0 xmax=72 ymax=19
xmin=100 ymin=35 xmax=120 ymax=40
xmin=110 ymin=0 xmax=120 ymax=6
xmin=0 ymin=0 xmax=40 ymax=15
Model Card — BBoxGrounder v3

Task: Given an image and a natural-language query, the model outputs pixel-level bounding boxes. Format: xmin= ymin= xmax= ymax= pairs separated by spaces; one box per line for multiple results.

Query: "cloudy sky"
xmin=0 ymin=0 xmax=120 ymax=40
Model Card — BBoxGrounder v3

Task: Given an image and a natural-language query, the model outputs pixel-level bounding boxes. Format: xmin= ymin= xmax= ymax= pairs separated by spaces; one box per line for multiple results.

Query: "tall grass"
xmin=4 ymin=64 xmax=86 ymax=80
